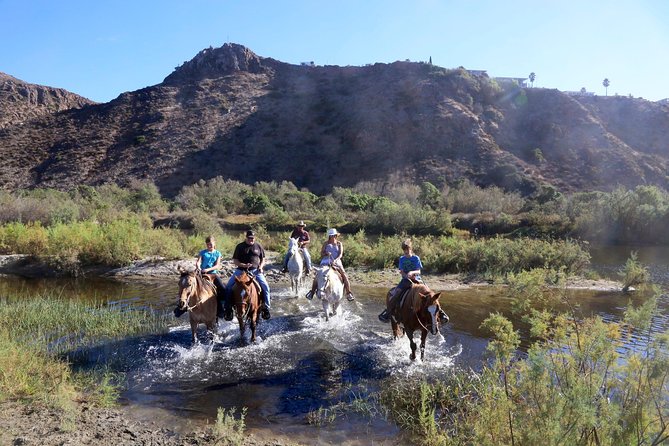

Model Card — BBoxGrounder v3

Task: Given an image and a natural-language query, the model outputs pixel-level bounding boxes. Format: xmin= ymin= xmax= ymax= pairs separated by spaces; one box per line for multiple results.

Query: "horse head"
xmin=315 ymin=266 xmax=334 ymax=299
xmin=232 ymin=271 xmax=256 ymax=311
xmin=420 ymin=290 xmax=445 ymax=336
xmin=177 ymin=270 xmax=197 ymax=312
xmin=287 ymin=237 xmax=299 ymax=254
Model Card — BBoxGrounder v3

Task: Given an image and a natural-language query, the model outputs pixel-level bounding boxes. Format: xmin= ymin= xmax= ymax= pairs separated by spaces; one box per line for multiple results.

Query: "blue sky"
xmin=1 ymin=0 xmax=667 ymax=103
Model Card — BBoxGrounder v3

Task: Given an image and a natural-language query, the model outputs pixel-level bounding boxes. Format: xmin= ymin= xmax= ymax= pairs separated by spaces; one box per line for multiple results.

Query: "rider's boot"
xmin=261 ymin=305 xmax=271 ymax=320
xmin=379 ymin=289 xmax=399 ymax=322
xmin=305 ymin=278 xmax=316 ymax=300
xmin=340 ymin=271 xmax=355 ymax=301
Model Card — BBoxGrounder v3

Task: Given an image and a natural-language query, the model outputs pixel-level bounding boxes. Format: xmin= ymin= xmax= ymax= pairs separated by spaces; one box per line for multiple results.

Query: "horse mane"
xmin=193 ymin=272 xmax=216 ymax=296
xmin=408 ymin=283 xmax=433 ymax=313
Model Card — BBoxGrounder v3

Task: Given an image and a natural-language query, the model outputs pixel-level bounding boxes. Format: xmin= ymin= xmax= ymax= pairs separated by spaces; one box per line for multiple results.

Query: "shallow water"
xmin=3 ymin=245 xmax=669 ymax=444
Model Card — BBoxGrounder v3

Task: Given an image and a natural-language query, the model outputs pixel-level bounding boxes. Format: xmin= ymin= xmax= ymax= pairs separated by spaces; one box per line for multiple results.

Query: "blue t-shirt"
xmin=199 ymin=249 xmax=222 ymax=274
xmin=398 ymin=254 xmax=423 ymax=282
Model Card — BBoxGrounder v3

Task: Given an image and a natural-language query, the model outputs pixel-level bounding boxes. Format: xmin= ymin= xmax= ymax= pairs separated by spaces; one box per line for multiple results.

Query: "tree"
xmin=580 ymin=87 xmax=587 ymax=94
xmin=529 ymin=72 xmax=536 ymax=87
xmin=603 ymin=78 xmax=610 ymax=96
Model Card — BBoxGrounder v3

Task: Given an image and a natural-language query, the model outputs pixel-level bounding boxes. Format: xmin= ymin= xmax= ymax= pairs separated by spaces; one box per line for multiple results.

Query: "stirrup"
xmin=305 ymin=290 xmax=314 ymax=300
xmin=378 ymin=309 xmax=390 ymax=323
xmin=346 ymin=292 xmax=355 ymax=302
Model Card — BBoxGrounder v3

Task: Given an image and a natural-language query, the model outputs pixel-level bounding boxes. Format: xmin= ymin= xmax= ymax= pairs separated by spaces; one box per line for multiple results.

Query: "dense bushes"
xmin=1 ymin=178 xmax=667 ymax=276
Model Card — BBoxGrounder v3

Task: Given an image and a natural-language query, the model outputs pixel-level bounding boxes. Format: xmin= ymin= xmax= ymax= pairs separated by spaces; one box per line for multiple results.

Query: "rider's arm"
xmin=195 ymin=255 xmax=203 ymax=271
xmin=336 ymin=241 xmax=343 ymax=261
xmin=406 ymin=269 xmax=421 ymax=280
xmin=233 ymin=258 xmax=252 ymax=269
xmin=300 ymin=232 xmax=310 ymax=248
xmin=321 ymin=242 xmax=328 ymax=258
xmin=210 ymin=254 xmax=222 ymax=273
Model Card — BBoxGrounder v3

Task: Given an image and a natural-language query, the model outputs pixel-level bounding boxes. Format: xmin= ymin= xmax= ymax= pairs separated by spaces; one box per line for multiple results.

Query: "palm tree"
xmin=529 ymin=72 xmax=536 ymax=87
xmin=603 ymin=78 xmax=610 ymax=96
xmin=580 ymin=87 xmax=587 ymax=95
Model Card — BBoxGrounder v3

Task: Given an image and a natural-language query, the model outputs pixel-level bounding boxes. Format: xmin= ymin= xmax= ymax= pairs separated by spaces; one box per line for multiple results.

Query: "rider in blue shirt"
xmin=174 ymin=235 xmax=227 ymax=319
xmin=378 ymin=239 xmax=423 ymax=323
xmin=196 ymin=236 xmax=228 ymax=320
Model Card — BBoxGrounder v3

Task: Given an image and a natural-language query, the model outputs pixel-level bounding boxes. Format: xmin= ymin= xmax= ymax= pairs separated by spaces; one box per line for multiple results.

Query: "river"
xmin=1 ymin=245 xmax=668 ymax=445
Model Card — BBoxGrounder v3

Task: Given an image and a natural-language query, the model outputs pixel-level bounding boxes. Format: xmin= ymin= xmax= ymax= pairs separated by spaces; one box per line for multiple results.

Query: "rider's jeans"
xmin=226 ymin=268 xmax=271 ymax=309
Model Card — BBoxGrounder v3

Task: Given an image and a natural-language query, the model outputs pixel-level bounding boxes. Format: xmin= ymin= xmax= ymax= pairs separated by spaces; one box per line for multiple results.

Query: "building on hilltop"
xmin=494 ymin=76 xmax=528 ymax=88
xmin=565 ymin=90 xmax=595 ymax=97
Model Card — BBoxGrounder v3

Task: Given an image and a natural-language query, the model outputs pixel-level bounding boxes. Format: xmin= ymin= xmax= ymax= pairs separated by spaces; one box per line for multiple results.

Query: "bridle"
xmin=179 ymin=275 xmax=202 ymax=312
xmin=233 ymin=273 xmax=256 ymax=320
xmin=316 ymin=266 xmax=334 ymax=299
xmin=414 ymin=294 xmax=441 ymax=335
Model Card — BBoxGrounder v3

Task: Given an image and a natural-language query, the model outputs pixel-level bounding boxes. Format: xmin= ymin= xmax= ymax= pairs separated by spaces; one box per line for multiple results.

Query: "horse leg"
xmin=190 ymin=319 xmax=198 ymax=344
xmin=407 ymin=329 xmax=417 ymax=361
xmin=238 ymin=317 xmax=246 ymax=345
xmin=420 ymin=329 xmax=428 ymax=361
xmin=322 ymin=299 xmax=329 ymax=321
xmin=250 ymin=313 xmax=257 ymax=343
xmin=207 ymin=319 xmax=217 ymax=343
xmin=391 ymin=319 xmax=403 ymax=339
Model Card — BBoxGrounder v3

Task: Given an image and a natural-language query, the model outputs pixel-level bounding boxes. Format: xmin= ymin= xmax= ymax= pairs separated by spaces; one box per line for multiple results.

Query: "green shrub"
xmin=214 ymin=407 xmax=247 ymax=446
xmin=619 ymin=251 xmax=650 ymax=292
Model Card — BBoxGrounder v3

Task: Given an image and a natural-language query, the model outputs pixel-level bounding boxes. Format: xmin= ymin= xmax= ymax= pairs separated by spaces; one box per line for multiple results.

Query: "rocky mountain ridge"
xmin=0 ymin=72 xmax=94 ymax=129
xmin=0 ymin=43 xmax=668 ymax=196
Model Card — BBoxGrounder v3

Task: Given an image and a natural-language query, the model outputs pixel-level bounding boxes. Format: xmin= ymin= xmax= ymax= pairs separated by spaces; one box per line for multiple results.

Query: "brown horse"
xmin=176 ymin=269 xmax=218 ymax=343
xmin=230 ymin=271 xmax=261 ymax=344
xmin=388 ymin=283 xmax=448 ymax=361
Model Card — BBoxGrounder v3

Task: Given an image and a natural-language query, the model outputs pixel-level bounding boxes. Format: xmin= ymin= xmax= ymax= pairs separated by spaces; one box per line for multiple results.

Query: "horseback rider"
xmin=173 ymin=235 xmax=226 ymax=319
xmin=281 ymin=220 xmax=312 ymax=274
xmin=195 ymin=235 xmax=228 ymax=320
xmin=226 ymin=230 xmax=271 ymax=320
xmin=306 ymin=228 xmax=355 ymax=301
xmin=378 ymin=239 xmax=423 ymax=323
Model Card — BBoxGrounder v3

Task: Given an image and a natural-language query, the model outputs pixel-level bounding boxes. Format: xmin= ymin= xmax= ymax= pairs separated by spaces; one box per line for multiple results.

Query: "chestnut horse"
xmin=176 ymin=269 xmax=218 ymax=343
xmin=230 ymin=270 xmax=261 ymax=344
xmin=388 ymin=283 xmax=448 ymax=361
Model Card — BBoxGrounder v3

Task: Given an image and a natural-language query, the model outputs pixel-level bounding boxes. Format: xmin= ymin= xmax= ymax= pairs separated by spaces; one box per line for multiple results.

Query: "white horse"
xmin=287 ymin=237 xmax=305 ymax=296
xmin=314 ymin=265 xmax=343 ymax=321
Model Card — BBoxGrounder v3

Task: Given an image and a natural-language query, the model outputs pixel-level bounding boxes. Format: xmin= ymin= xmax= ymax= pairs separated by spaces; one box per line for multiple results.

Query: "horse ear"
xmin=431 ymin=292 xmax=441 ymax=302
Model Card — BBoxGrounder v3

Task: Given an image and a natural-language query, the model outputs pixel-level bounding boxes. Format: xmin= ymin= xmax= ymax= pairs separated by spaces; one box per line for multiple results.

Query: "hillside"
xmin=0 ymin=43 xmax=668 ymax=196
xmin=0 ymin=72 xmax=94 ymax=129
